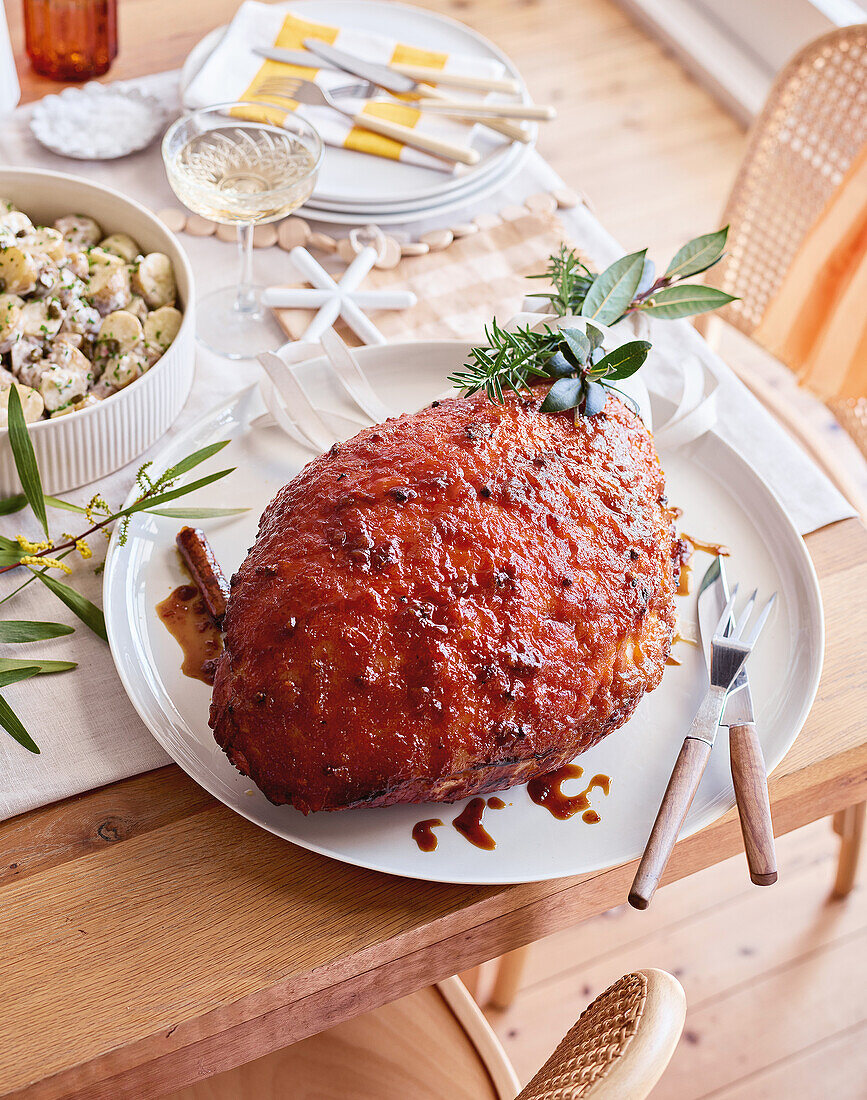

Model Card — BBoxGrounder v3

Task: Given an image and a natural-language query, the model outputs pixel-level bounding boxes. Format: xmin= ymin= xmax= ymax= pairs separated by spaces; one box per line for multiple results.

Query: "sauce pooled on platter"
xmin=452 ymin=797 xmax=500 ymax=850
xmin=527 ymin=764 xmax=611 ymax=821
xmin=156 ymin=584 xmax=223 ymax=685
xmin=412 ymin=818 xmax=444 ymax=852
xmin=677 ymin=535 xmax=730 ymax=596
xmin=666 ymin=631 xmax=701 ymax=666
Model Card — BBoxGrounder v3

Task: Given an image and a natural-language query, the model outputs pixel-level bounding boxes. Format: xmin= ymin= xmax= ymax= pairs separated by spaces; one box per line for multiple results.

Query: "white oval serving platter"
xmin=104 ymin=342 xmax=823 ymax=885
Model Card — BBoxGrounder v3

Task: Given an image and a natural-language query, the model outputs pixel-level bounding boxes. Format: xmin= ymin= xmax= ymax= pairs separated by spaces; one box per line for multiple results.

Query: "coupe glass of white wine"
xmin=162 ymin=102 xmax=322 ymax=359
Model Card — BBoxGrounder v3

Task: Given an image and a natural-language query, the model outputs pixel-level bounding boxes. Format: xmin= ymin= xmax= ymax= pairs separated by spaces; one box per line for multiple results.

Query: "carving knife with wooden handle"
xmin=698 ymin=557 xmax=778 ymax=886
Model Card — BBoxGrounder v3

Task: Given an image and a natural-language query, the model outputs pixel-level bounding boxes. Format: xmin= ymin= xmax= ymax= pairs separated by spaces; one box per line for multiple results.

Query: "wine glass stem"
xmin=235 ymin=224 xmax=257 ymax=314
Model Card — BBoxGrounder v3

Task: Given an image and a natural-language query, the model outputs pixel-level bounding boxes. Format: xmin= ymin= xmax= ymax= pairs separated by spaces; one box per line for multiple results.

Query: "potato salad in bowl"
xmin=0 ymin=201 xmax=183 ymax=424
xmin=0 ymin=167 xmax=195 ymax=495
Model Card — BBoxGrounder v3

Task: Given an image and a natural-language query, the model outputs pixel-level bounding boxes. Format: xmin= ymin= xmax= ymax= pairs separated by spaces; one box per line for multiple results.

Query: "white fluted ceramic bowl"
xmin=0 ymin=168 xmax=195 ymax=495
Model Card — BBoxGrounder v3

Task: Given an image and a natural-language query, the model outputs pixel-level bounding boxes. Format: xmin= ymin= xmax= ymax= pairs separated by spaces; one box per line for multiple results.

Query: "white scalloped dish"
xmin=30 ymin=83 xmax=168 ymax=160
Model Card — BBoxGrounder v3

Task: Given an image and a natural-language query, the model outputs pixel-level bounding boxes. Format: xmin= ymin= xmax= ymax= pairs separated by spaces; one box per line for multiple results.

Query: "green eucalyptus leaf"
xmin=6 ymin=385 xmax=48 ymax=538
xmin=0 ymin=666 xmax=42 ymax=688
xmin=0 ymin=695 xmax=40 ymax=752
xmin=583 ymin=380 xmax=608 ymax=417
xmin=0 ymin=666 xmax=43 ymax=752
xmin=639 ymin=284 xmax=737 ymax=319
xmin=0 ymin=494 xmax=26 ymax=516
xmin=44 ymin=495 xmax=88 ymax=514
xmin=0 ymin=548 xmax=25 ymax=567
xmin=123 ymin=468 xmax=236 ymax=516
xmin=0 ymin=671 xmax=42 ymax=752
xmin=32 ymin=571 xmax=107 ymax=641
xmin=559 ymin=327 xmax=591 ymax=366
xmin=144 ymin=506 xmax=250 ymax=519
xmin=581 ymin=250 xmax=646 ymax=326
xmin=0 ymin=620 xmax=74 ymax=643
xmin=664 ymin=227 xmax=728 ymax=281
xmin=584 ymin=322 xmax=605 ymax=351
xmin=0 ymin=656 xmax=77 ymax=675
xmin=544 ymin=352 xmax=575 ymax=379
xmin=590 ymin=340 xmax=652 ymax=380
xmin=161 ymin=441 xmax=231 ymax=484
xmin=637 ymin=258 xmax=656 ymax=295
xmin=541 ymin=377 xmax=584 ymax=414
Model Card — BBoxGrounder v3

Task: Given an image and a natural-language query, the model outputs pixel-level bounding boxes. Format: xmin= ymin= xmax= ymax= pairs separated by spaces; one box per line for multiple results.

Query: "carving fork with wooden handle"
xmin=629 ymin=581 xmax=776 ymax=909
xmin=697 ymin=556 xmax=779 ymax=886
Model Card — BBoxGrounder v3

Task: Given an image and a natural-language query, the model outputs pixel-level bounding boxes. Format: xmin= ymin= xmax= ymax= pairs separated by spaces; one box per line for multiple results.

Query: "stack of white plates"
xmin=181 ymin=0 xmax=535 ymax=227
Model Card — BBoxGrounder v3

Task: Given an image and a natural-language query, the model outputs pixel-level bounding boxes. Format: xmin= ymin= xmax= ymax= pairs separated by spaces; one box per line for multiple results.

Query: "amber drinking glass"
xmin=23 ymin=0 xmax=117 ymax=81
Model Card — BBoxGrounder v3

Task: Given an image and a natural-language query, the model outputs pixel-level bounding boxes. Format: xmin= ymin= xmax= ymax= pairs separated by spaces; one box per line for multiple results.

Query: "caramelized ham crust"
xmin=210 ymin=388 xmax=680 ymax=813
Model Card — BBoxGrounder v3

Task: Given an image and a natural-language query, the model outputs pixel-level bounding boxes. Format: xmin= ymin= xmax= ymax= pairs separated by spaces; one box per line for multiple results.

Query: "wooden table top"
xmin=4 ymin=3 xmax=867 ymax=1099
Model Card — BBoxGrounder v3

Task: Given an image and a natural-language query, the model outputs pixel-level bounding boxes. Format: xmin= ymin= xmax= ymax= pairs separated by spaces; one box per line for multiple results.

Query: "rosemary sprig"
xmin=454 ymin=229 xmax=738 ymax=420
xmin=0 ymin=396 xmax=248 ymax=752
xmin=452 ymin=317 xmax=650 ymax=420
xmin=526 ymin=243 xmax=594 ymax=316
xmin=448 ymin=320 xmax=559 ymax=403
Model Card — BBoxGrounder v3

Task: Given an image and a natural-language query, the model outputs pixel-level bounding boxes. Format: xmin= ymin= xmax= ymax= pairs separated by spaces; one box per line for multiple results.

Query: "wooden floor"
xmin=484 ymin=820 xmax=867 ymax=1096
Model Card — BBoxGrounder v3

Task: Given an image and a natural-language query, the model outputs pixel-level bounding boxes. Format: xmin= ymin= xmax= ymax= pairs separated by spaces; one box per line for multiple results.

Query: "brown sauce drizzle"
xmin=156 ymin=584 xmax=223 ymax=684
xmin=583 ymin=810 xmax=601 ymax=824
xmin=453 ymin=797 xmax=497 ymax=850
xmin=414 ymin=797 xmax=506 ymax=854
xmin=527 ymin=764 xmax=611 ymax=821
xmin=412 ymin=818 xmax=444 ymax=852
xmin=677 ymin=533 xmax=731 ymax=596
xmin=666 ymin=630 xmax=701 ymax=666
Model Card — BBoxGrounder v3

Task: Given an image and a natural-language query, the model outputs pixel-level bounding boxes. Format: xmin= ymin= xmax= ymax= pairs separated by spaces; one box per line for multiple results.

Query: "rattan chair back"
xmin=705 ymin=24 xmax=867 ymax=449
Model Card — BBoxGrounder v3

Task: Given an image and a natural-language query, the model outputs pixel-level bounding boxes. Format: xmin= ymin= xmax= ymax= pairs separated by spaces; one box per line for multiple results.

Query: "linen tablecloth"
xmin=0 ymin=71 xmax=856 ymax=820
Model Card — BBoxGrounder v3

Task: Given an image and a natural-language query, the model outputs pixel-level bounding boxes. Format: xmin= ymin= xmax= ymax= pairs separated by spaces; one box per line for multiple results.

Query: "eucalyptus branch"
xmin=456 ymin=228 xmax=740 ymax=422
xmin=0 ymin=386 xmax=246 ymax=753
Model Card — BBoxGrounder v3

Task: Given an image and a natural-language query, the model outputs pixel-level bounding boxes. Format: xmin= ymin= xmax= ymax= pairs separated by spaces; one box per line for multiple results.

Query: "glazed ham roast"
xmin=209 ymin=387 xmax=680 ymax=813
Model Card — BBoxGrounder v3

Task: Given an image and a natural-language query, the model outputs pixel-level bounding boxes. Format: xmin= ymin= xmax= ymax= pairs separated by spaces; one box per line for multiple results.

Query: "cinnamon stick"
xmin=176 ymin=527 xmax=230 ymax=627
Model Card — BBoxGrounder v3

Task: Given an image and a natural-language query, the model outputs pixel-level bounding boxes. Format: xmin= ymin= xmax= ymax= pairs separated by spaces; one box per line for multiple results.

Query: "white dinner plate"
xmin=104 ymin=343 xmax=824 ymax=885
xmin=297 ymin=179 xmax=521 ymax=225
xmin=179 ymin=1 xmax=535 ymax=220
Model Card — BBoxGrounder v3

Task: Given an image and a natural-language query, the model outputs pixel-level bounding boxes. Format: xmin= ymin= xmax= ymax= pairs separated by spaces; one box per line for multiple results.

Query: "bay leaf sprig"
xmin=455 ymin=230 xmax=737 ymax=418
xmin=529 ymin=227 xmax=737 ymax=324
xmin=0 ymin=390 xmax=247 ymax=752
xmin=450 ymin=318 xmax=650 ymax=419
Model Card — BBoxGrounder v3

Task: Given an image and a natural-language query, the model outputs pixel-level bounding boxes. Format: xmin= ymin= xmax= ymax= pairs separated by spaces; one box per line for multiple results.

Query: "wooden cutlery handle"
xmin=729 ymin=722 xmax=778 ymax=885
xmin=416 ymin=100 xmax=555 ymax=121
xmin=416 ymin=85 xmax=531 ymax=144
xmin=629 ymin=737 xmax=713 ymax=910
xmin=391 ymin=63 xmax=521 ymax=94
xmin=350 ymin=113 xmax=479 ymax=166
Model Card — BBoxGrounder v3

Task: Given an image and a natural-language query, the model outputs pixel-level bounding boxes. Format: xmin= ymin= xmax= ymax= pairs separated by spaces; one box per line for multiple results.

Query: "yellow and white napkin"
xmin=184 ymin=2 xmax=505 ymax=173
